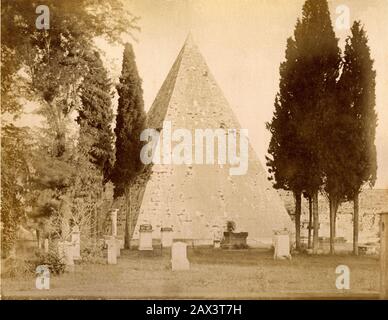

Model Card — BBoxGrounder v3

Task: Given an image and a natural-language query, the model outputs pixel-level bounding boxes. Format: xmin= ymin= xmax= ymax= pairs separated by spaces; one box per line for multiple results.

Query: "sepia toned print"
xmin=1 ymin=0 xmax=388 ymax=300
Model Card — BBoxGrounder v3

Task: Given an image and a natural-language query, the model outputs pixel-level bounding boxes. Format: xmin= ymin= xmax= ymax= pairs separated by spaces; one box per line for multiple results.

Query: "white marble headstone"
xmin=111 ymin=209 xmax=118 ymax=237
xmin=44 ymin=238 xmax=49 ymax=253
xmin=58 ymin=241 xmax=75 ymax=270
xmin=139 ymin=225 xmax=153 ymax=251
xmin=106 ymin=236 xmax=117 ymax=265
xmin=273 ymin=231 xmax=291 ymax=260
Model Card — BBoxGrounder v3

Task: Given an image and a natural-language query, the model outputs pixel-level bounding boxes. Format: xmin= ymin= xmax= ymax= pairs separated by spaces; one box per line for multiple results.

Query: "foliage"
xmin=1 ymin=1 xmax=139 ymax=255
xmin=267 ymin=0 xmax=341 ymax=195
xmin=34 ymin=250 xmax=66 ymax=276
xmin=266 ymin=0 xmax=341 ymax=251
xmin=1 ymin=125 xmax=32 ymax=257
xmin=1 ymin=258 xmax=35 ymax=279
xmin=79 ymin=241 xmax=106 ymax=264
xmin=67 ymin=132 xmax=105 ymax=239
xmin=338 ymin=21 xmax=377 ymax=196
xmin=77 ymin=50 xmax=115 ymax=182
xmin=111 ymin=43 xmax=147 ymax=198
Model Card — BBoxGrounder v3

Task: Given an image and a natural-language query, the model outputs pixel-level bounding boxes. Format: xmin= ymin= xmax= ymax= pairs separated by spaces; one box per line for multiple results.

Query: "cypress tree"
xmin=267 ymin=38 xmax=307 ymax=251
xmin=78 ymin=50 xmax=115 ymax=183
xmin=338 ymin=21 xmax=377 ymax=255
xmin=267 ymin=0 xmax=342 ymax=253
xmin=293 ymin=0 xmax=341 ymax=253
xmin=111 ymin=43 xmax=146 ymax=248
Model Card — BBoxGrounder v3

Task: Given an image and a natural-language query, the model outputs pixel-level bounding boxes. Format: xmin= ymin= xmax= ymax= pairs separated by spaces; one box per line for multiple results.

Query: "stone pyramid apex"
xmin=181 ymin=32 xmax=199 ymax=53
xmin=184 ymin=31 xmax=195 ymax=45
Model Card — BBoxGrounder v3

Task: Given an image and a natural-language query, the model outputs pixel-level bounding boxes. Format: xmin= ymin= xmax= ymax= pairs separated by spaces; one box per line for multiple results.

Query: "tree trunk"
xmin=312 ymin=191 xmax=319 ymax=254
xmin=329 ymin=197 xmax=338 ymax=255
xmin=294 ymin=191 xmax=302 ymax=251
xmin=353 ymin=192 xmax=359 ymax=255
xmin=124 ymin=186 xmax=131 ymax=249
xmin=308 ymin=196 xmax=313 ymax=249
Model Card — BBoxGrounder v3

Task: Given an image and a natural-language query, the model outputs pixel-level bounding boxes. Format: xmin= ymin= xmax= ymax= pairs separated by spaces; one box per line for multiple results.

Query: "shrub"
xmin=80 ymin=243 xmax=105 ymax=264
xmin=34 ymin=250 xmax=66 ymax=276
xmin=1 ymin=257 xmax=34 ymax=279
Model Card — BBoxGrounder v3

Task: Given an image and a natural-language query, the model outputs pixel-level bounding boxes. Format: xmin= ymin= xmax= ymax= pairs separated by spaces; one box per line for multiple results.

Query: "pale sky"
xmin=107 ymin=0 xmax=387 ymax=189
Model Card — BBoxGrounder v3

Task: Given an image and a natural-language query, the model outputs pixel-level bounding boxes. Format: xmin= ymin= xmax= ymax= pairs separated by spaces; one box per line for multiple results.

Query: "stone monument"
xmin=139 ymin=224 xmax=153 ymax=251
xmin=105 ymin=236 xmax=117 ymax=265
xmin=273 ymin=229 xmax=291 ymax=260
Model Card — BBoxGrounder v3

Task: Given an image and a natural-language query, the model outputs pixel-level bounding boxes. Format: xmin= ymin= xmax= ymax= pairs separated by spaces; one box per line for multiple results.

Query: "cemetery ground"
xmin=1 ymin=247 xmax=380 ymax=299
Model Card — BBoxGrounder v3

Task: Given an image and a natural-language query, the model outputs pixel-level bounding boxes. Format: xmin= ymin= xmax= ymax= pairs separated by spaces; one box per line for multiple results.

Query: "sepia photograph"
xmin=1 ymin=0 xmax=388 ymax=303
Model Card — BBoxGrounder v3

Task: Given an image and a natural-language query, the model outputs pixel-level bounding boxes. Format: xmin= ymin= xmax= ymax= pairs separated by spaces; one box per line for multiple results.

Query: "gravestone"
xmin=139 ymin=224 xmax=153 ymax=251
xmin=212 ymin=225 xmax=222 ymax=249
xmin=71 ymin=226 xmax=81 ymax=260
xmin=273 ymin=229 xmax=291 ymax=260
xmin=105 ymin=236 xmax=117 ymax=265
xmin=44 ymin=238 xmax=49 ymax=253
xmin=161 ymin=227 xmax=173 ymax=248
xmin=111 ymin=209 xmax=118 ymax=237
xmin=171 ymin=242 xmax=190 ymax=271
xmin=58 ymin=241 xmax=75 ymax=271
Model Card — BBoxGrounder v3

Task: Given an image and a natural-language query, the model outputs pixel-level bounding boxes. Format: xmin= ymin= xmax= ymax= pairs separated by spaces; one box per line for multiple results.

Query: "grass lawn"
xmin=1 ymin=248 xmax=380 ymax=299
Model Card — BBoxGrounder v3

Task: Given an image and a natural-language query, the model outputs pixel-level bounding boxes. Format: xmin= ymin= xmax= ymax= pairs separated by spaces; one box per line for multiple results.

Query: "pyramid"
xmin=132 ymin=35 xmax=293 ymax=247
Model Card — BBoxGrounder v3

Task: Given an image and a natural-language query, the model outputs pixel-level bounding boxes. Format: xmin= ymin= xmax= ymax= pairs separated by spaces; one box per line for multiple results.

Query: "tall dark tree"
xmin=267 ymin=0 xmax=341 ymax=253
xmin=294 ymin=0 xmax=342 ymax=253
xmin=267 ymin=38 xmax=307 ymax=251
xmin=111 ymin=43 xmax=146 ymax=248
xmin=338 ymin=21 xmax=377 ymax=255
xmin=322 ymin=91 xmax=354 ymax=253
xmin=1 ymin=126 xmax=31 ymax=257
xmin=77 ymin=51 xmax=115 ymax=183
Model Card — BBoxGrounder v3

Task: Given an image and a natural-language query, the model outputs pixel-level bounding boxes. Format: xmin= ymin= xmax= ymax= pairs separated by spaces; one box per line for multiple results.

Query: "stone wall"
xmin=278 ymin=189 xmax=388 ymax=244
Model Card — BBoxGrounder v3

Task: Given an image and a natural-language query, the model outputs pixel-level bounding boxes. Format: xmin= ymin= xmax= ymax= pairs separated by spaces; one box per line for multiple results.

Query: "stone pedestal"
xmin=161 ymin=227 xmax=173 ymax=248
xmin=380 ymin=212 xmax=388 ymax=299
xmin=171 ymin=242 xmax=190 ymax=271
xmin=273 ymin=230 xmax=291 ymax=260
xmin=105 ymin=236 xmax=117 ymax=265
xmin=71 ymin=226 xmax=81 ymax=260
xmin=58 ymin=241 xmax=74 ymax=271
xmin=44 ymin=238 xmax=49 ymax=253
xmin=212 ymin=225 xmax=222 ymax=249
xmin=111 ymin=209 xmax=118 ymax=237
xmin=139 ymin=224 xmax=153 ymax=251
